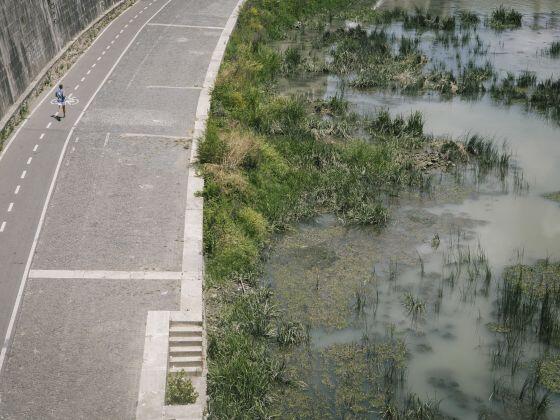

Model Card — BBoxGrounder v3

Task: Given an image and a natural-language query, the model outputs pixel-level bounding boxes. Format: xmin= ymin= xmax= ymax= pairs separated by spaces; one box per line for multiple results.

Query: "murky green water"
xmin=269 ymin=1 xmax=560 ymax=418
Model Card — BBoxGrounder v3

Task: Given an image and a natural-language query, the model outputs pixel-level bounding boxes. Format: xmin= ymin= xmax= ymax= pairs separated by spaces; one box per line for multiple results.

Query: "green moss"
xmin=544 ymin=191 xmax=560 ymax=203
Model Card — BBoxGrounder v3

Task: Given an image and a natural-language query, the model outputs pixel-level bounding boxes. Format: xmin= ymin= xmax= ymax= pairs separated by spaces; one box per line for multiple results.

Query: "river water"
xmin=269 ymin=1 xmax=560 ymax=418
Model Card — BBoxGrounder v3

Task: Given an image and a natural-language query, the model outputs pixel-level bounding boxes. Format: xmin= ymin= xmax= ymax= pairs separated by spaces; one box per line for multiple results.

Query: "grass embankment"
xmin=201 ymin=1 xmax=508 ymax=417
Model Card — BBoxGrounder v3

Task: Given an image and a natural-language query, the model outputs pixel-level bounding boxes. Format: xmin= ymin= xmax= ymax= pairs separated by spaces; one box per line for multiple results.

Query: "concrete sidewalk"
xmin=0 ymin=0 xmax=240 ymax=418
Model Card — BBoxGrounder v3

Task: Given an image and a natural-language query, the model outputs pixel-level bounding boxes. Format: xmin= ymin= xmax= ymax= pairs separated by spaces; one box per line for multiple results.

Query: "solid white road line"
xmin=14 ymin=186 xmax=20 ymax=194
xmin=7 ymin=203 xmax=13 ymax=212
xmin=0 ymin=0 xmax=174 ymax=376
xmin=28 ymin=270 xmax=183 ymax=280
xmin=0 ymin=222 xmax=5 ymax=233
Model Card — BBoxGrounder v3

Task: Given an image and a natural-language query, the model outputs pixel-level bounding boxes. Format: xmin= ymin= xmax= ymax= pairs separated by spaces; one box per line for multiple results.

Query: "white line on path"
xmin=20 ymin=171 xmax=26 ymax=179
xmin=146 ymin=85 xmax=202 ymax=90
xmin=121 ymin=28 xmax=125 ymax=33
xmin=139 ymin=10 xmax=143 ymax=14
xmin=102 ymin=51 xmax=106 ymax=55
xmin=97 ymin=56 xmax=102 ymax=61
xmin=74 ymin=84 xmax=80 ymax=90
xmin=14 ymin=186 xmax=20 ymax=195
xmin=134 ymin=14 xmax=138 ymax=18
xmin=116 ymin=34 xmax=120 ymax=39
xmin=81 ymin=77 xmax=85 ymax=82
xmin=27 ymin=157 xmax=32 ymax=165
xmin=92 ymin=63 xmax=96 ymax=68
xmin=0 ymin=0 xmax=175 ymax=375
xmin=75 ymin=137 xmax=79 ymax=143
xmin=46 ymin=122 xmax=52 ymax=129
xmin=39 ymin=133 xmax=45 ymax=140
xmin=28 ymin=270 xmax=183 ymax=280
xmin=106 ymin=45 xmax=111 ymax=50
xmin=120 ymin=132 xmax=188 ymax=140
xmin=7 ymin=203 xmax=13 ymax=212
xmin=33 ymin=145 xmax=38 ymax=152
xmin=103 ymin=132 xmax=110 ymax=148
xmin=0 ymin=222 xmax=5 ymax=233
xmin=87 ymin=70 xmax=91 ymax=75
xmin=147 ymin=23 xmax=225 ymax=30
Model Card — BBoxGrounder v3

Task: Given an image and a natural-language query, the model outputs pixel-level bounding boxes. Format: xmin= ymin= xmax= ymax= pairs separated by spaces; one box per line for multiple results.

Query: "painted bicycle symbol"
xmin=50 ymin=93 xmax=79 ymax=106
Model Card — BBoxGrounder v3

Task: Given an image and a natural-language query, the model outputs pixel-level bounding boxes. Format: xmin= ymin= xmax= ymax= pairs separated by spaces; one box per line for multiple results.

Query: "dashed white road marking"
xmin=144 ymin=6 xmax=148 ymax=9
xmin=116 ymin=34 xmax=120 ymax=39
xmin=121 ymin=28 xmax=125 ymax=33
xmin=27 ymin=157 xmax=32 ymax=165
xmin=7 ymin=203 xmax=13 ymax=212
xmin=71 ymin=146 xmax=76 ymax=153
xmin=134 ymin=14 xmax=138 ymax=18
xmin=124 ymin=25 xmax=128 ymax=29
xmin=111 ymin=40 xmax=115 ymax=44
xmin=103 ymin=132 xmax=110 ymax=148
xmin=81 ymin=77 xmax=85 ymax=82
xmin=20 ymin=171 xmax=26 ymax=179
xmin=102 ymin=51 xmax=106 ymax=55
xmin=129 ymin=18 xmax=133 ymax=23
xmin=39 ymin=133 xmax=45 ymax=140
xmin=97 ymin=56 xmax=102 ymax=61
xmin=33 ymin=144 xmax=38 ymax=152
xmin=0 ymin=222 xmax=5 ymax=233
xmin=87 ymin=69 xmax=91 ymax=75
xmin=14 ymin=185 xmax=20 ymax=195
xmin=74 ymin=137 xmax=79 ymax=143
xmin=46 ymin=122 xmax=52 ymax=129
xmin=106 ymin=45 xmax=111 ymax=50
xmin=74 ymin=84 xmax=80 ymax=90
xmin=92 ymin=63 xmax=96 ymax=68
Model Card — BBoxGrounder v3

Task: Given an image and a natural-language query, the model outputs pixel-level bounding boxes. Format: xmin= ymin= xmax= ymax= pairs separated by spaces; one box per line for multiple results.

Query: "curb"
xmin=136 ymin=1 xmax=246 ymax=418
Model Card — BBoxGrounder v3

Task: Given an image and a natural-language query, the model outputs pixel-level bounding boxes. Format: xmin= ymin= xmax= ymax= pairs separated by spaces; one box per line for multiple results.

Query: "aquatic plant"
xmin=489 ymin=6 xmax=523 ymax=30
xmin=459 ymin=10 xmax=479 ymax=27
xmin=403 ymin=292 xmax=426 ymax=321
xmin=548 ymin=41 xmax=560 ymax=58
xmin=276 ymin=320 xmax=308 ymax=347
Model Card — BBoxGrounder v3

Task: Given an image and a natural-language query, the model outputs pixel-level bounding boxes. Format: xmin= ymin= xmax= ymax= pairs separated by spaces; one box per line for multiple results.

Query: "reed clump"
xmin=489 ymin=6 xmax=523 ymax=30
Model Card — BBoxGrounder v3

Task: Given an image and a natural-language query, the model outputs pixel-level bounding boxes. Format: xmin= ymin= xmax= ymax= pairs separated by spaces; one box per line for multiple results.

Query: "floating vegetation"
xmin=402 ymin=292 xmax=426 ymax=322
xmin=543 ymin=191 xmax=560 ymax=203
xmin=538 ymin=355 xmax=560 ymax=394
xmin=489 ymin=6 xmax=523 ymax=30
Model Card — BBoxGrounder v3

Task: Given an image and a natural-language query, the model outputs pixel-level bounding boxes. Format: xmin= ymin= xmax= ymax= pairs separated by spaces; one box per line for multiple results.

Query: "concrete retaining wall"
xmin=0 ymin=0 xmax=120 ymax=120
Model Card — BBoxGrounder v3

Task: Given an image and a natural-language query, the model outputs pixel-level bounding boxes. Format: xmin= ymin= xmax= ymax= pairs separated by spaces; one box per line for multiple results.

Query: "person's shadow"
xmin=51 ymin=114 xmax=62 ymax=121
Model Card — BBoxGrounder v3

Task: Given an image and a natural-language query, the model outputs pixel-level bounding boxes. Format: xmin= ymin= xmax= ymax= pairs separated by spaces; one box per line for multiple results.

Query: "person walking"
xmin=55 ymin=84 xmax=66 ymax=119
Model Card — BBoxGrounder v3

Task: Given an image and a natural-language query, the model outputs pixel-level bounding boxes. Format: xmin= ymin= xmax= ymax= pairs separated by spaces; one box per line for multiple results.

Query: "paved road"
xmin=0 ymin=0 xmax=239 ymax=417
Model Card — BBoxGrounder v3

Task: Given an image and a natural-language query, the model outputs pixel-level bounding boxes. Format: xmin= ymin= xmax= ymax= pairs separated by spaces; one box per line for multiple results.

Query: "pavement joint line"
xmin=7 ymin=203 xmax=13 ymax=212
xmin=0 ymin=0 xmax=175 ymax=376
xmin=0 ymin=222 xmax=5 ymax=232
xmin=147 ymin=23 xmax=225 ymax=30
xmin=119 ymin=132 xmax=190 ymax=140
xmin=28 ymin=270 xmax=184 ymax=280
xmin=14 ymin=185 xmax=20 ymax=194
xmin=145 ymin=85 xmax=202 ymax=90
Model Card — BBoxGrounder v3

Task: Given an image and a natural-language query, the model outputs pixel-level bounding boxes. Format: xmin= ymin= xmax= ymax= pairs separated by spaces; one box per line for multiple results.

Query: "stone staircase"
xmin=168 ymin=320 xmax=203 ymax=375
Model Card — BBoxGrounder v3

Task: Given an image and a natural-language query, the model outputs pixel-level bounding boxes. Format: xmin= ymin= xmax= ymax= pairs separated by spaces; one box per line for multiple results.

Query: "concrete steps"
xmin=168 ymin=320 xmax=203 ymax=377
